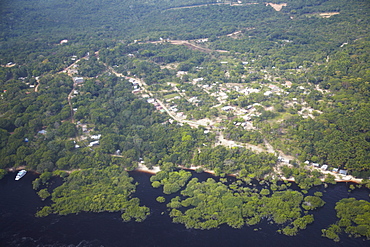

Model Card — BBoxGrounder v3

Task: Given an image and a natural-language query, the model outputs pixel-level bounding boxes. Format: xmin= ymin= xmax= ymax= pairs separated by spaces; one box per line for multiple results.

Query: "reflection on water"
xmin=0 ymin=171 xmax=369 ymax=247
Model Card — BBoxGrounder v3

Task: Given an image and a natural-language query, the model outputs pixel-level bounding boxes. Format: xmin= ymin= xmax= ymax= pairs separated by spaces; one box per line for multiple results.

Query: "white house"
xmin=147 ymin=98 xmax=155 ymax=104
xmin=221 ymin=106 xmax=234 ymax=111
xmin=89 ymin=141 xmax=99 ymax=147
xmin=91 ymin=134 xmax=101 ymax=140
xmin=193 ymin=78 xmax=204 ymax=83
xmin=73 ymin=77 xmax=84 ymax=84
xmin=321 ymin=164 xmax=328 ymax=171
xmin=339 ymin=170 xmax=348 ymax=176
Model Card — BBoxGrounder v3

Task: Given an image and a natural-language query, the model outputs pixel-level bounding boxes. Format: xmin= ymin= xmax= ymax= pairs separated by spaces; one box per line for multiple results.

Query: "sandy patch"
xmin=136 ymin=164 xmax=161 ymax=174
xmin=319 ymin=12 xmax=340 ymax=18
xmin=266 ymin=3 xmax=287 ymax=11
xmin=160 ymin=62 xmax=179 ymax=70
xmin=145 ymin=40 xmax=228 ymax=53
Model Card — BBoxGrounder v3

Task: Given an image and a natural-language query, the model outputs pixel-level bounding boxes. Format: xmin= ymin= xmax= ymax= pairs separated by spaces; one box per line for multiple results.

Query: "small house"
xmin=339 ymin=170 xmax=348 ymax=176
xmin=73 ymin=77 xmax=84 ymax=84
xmin=91 ymin=134 xmax=101 ymax=140
xmin=312 ymin=163 xmax=320 ymax=167
xmin=221 ymin=106 xmax=234 ymax=111
xmin=89 ymin=141 xmax=99 ymax=147
xmin=69 ymin=69 xmax=78 ymax=74
xmin=147 ymin=98 xmax=155 ymax=104
xmin=192 ymin=78 xmax=204 ymax=83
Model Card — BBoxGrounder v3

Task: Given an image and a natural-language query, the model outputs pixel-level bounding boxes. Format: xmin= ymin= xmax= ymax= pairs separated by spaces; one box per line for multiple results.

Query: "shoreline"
xmin=280 ymin=176 xmax=363 ymax=185
xmin=5 ymin=165 xmax=365 ymax=186
xmin=135 ymin=164 xmax=364 ymax=185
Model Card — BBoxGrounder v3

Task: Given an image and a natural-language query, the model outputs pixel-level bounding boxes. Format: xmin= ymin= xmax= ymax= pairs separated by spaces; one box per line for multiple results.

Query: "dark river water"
xmin=0 ymin=171 xmax=369 ymax=247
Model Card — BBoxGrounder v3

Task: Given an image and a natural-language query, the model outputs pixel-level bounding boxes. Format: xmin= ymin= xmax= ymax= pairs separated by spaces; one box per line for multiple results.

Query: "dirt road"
xmin=217 ymin=132 xmax=269 ymax=154
xmin=145 ymin=40 xmax=228 ymax=53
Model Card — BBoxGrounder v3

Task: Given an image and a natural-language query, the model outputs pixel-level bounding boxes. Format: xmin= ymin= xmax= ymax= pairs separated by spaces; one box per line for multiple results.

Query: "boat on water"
xmin=15 ymin=170 xmax=27 ymax=180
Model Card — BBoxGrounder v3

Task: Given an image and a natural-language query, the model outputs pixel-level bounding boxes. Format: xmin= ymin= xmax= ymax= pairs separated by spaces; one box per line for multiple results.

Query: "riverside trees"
xmin=322 ymin=198 xmax=370 ymax=241
xmin=164 ymin=177 xmax=323 ymax=235
xmin=36 ymin=166 xmax=150 ymax=222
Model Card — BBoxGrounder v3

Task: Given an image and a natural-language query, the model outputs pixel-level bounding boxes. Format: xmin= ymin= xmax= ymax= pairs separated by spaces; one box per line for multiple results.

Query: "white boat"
xmin=15 ymin=170 xmax=27 ymax=180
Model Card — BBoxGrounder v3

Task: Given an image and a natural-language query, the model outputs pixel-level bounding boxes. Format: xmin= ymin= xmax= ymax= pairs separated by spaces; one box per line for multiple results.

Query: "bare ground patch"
xmin=144 ymin=40 xmax=228 ymax=53
xmin=266 ymin=3 xmax=287 ymax=11
xmin=319 ymin=12 xmax=340 ymax=18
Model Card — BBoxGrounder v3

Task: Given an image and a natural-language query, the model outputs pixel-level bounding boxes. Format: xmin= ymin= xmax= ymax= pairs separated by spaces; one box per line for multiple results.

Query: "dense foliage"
xmin=0 ymin=0 xmax=369 ymax=242
xmin=166 ymin=177 xmax=320 ymax=235
xmin=322 ymin=198 xmax=370 ymax=241
xmin=36 ymin=166 xmax=150 ymax=222
xmin=150 ymin=169 xmax=192 ymax=194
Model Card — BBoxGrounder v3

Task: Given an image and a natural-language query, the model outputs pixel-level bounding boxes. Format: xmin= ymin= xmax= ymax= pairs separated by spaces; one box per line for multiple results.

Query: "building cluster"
xmin=129 ymin=78 xmax=142 ymax=94
xmin=147 ymin=98 xmax=164 ymax=112
xmin=305 ymin=161 xmax=348 ymax=176
xmin=89 ymin=134 xmax=101 ymax=147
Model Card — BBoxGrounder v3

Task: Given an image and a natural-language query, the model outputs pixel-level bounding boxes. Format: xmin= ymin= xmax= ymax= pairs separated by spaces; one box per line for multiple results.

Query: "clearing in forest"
xmin=319 ymin=12 xmax=340 ymax=18
xmin=266 ymin=3 xmax=287 ymax=11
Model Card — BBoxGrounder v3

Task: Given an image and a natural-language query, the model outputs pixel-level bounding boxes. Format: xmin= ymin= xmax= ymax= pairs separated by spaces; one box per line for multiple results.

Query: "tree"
xmin=156 ymin=196 xmax=165 ymax=203
xmin=37 ymin=189 xmax=51 ymax=200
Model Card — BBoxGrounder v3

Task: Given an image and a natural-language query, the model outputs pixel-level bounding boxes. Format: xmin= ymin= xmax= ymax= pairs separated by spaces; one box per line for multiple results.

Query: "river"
xmin=0 ymin=171 xmax=369 ymax=247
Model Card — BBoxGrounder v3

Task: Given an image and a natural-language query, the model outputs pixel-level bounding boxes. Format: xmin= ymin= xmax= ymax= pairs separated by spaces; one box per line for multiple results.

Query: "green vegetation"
xmin=281 ymin=165 xmax=325 ymax=190
xmin=166 ymin=177 xmax=322 ymax=235
xmin=302 ymin=195 xmax=325 ymax=210
xmin=193 ymin=145 xmax=276 ymax=179
xmin=1 ymin=0 xmax=369 ymax=178
xmin=37 ymin=188 xmax=51 ymax=200
xmin=156 ymin=196 xmax=166 ymax=203
xmin=0 ymin=169 xmax=6 ymax=180
xmin=0 ymin=0 xmax=369 ymax=242
xmin=36 ymin=166 xmax=149 ymax=222
xmin=150 ymin=169 xmax=192 ymax=194
xmin=322 ymin=198 xmax=370 ymax=241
